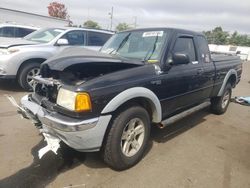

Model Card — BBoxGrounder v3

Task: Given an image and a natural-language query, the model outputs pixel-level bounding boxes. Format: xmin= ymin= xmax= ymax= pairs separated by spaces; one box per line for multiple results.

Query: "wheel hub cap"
xmin=222 ymin=91 xmax=230 ymax=109
xmin=121 ymin=118 xmax=145 ymax=157
xmin=26 ymin=68 xmax=40 ymax=88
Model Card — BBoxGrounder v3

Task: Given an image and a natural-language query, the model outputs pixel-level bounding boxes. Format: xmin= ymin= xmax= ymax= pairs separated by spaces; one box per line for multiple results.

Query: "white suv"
xmin=0 ymin=24 xmax=38 ymax=38
xmin=0 ymin=27 xmax=113 ymax=90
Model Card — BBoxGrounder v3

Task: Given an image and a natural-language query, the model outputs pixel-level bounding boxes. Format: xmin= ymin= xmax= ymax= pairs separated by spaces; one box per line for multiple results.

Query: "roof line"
xmin=0 ymin=7 xmax=69 ymax=23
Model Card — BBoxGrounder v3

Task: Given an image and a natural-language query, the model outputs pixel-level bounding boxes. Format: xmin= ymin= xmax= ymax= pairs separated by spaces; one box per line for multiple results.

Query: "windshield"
xmin=101 ymin=30 xmax=168 ymax=62
xmin=24 ymin=28 xmax=65 ymax=43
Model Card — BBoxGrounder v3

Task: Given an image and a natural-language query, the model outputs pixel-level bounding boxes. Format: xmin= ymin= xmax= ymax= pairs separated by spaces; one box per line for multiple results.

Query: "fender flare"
xmin=101 ymin=87 xmax=162 ymax=123
xmin=217 ymin=69 xmax=237 ymax=96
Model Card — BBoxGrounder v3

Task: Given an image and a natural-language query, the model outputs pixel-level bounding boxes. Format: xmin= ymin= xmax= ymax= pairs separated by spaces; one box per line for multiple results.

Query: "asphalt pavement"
xmin=0 ymin=63 xmax=249 ymax=188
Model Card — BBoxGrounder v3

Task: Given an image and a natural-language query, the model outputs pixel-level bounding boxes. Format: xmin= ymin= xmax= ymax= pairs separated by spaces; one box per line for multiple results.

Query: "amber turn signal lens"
xmin=75 ymin=93 xmax=92 ymax=112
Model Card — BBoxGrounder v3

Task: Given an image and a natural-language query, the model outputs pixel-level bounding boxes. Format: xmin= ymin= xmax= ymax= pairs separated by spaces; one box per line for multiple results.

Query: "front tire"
xmin=211 ymin=83 xmax=232 ymax=115
xmin=102 ymin=105 xmax=150 ymax=170
xmin=18 ymin=62 xmax=41 ymax=91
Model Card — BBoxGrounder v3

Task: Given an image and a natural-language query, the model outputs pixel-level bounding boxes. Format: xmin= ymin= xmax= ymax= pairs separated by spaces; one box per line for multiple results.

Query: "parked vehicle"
xmin=9 ymin=28 xmax=242 ymax=170
xmin=0 ymin=27 xmax=113 ymax=90
xmin=0 ymin=24 xmax=38 ymax=38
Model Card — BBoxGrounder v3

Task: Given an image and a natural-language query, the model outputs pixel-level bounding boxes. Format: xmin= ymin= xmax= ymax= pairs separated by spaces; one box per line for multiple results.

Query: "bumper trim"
xmin=0 ymin=75 xmax=16 ymax=79
xmin=44 ymin=115 xmax=99 ymax=132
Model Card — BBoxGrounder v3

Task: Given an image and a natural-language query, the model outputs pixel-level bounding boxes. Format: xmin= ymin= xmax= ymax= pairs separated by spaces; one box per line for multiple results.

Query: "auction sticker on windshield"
xmin=142 ymin=31 xmax=164 ymax=37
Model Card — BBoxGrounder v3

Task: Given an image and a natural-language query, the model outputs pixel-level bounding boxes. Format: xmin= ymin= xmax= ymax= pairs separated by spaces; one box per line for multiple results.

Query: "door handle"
xmin=197 ymin=68 xmax=204 ymax=75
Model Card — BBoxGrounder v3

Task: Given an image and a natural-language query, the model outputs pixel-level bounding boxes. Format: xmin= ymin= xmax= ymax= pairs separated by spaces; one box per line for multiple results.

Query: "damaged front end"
xmin=7 ymin=91 xmax=109 ymax=158
xmin=6 ymin=48 xmax=143 ymax=158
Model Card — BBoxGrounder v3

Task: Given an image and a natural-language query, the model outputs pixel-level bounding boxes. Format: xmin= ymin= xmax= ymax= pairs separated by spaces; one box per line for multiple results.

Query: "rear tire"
xmin=102 ymin=105 xmax=150 ymax=170
xmin=18 ymin=62 xmax=41 ymax=91
xmin=211 ymin=83 xmax=232 ymax=115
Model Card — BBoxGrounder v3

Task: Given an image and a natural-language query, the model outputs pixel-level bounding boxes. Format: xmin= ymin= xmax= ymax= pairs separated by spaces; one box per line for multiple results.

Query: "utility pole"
xmin=109 ymin=7 xmax=113 ymax=30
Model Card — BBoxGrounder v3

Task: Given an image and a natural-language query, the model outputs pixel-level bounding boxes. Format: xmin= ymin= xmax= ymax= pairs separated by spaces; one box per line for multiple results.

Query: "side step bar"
xmin=158 ymin=101 xmax=210 ymax=129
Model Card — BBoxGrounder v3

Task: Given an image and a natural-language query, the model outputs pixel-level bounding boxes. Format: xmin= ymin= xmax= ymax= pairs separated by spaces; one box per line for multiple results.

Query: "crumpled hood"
xmin=42 ymin=47 xmax=143 ymax=71
xmin=0 ymin=37 xmax=39 ymax=48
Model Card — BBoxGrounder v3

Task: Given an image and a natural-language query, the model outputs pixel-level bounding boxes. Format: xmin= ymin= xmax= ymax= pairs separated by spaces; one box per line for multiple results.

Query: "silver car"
xmin=0 ymin=27 xmax=113 ymax=90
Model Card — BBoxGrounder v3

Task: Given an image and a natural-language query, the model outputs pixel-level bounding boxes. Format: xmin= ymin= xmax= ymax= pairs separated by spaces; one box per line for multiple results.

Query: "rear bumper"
xmin=20 ymin=95 xmax=112 ymax=152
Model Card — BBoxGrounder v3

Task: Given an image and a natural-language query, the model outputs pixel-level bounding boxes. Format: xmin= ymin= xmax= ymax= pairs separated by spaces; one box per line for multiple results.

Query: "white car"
xmin=0 ymin=24 xmax=38 ymax=38
xmin=0 ymin=27 xmax=113 ymax=90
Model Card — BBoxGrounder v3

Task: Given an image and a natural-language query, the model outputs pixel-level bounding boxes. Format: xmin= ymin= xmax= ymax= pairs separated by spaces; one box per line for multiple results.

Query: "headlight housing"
xmin=56 ymin=88 xmax=92 ymax=112
xmin=0 ymin=48 xmax=19 ymax=55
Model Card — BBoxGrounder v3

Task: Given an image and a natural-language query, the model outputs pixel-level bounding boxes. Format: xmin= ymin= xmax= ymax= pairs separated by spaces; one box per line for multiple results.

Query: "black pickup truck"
xmin=12 ymin=28 xmax=242 ymax=170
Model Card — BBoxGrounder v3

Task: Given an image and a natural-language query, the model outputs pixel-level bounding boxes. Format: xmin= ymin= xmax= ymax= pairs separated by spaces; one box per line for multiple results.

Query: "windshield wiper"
xmin=109 ymin=33 xmax=131 ymax=55
xmin=142 ymin=34 xmax=159 ymax=62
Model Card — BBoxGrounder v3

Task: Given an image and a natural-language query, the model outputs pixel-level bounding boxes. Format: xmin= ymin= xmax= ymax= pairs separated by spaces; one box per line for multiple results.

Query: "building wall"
xmin=0 ymin=7 xmax=69 ymax=28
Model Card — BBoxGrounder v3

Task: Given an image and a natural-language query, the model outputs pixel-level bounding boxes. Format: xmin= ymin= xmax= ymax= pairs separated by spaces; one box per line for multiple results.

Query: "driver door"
xmin=159 ymin=36 xmax=204 ymax=118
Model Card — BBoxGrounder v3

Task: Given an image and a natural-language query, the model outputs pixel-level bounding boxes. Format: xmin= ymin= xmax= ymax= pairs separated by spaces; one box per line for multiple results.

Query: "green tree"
xmin=83 ymin=20 xmax=101 ymax=29
xmin=116 ymin=23 xmax=131 ymax=32
xmin=212 ymin=27 xmax=229 ymax=45
xmin=203 ymin=27 xmax=250 ymax=47
xmin=237 ymin=34 xmax=250 ymax=46
xmin=226 ymin=31 xmax=250 ymax=46
xmin=203 ymin=31 xmax=213 ymax=44
xmin=228 ymin=31 xmax=238 ymax=45
xmin=203 ymin=27 xmax=229 ymax=45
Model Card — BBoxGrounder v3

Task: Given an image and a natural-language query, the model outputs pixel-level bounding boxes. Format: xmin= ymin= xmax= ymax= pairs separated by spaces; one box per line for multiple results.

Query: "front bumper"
xmin=19 ymin=95 xmax=112 ymax=152
xmin=0 ymin=66 xmax=15 ymax=79
xmin=0 ymin=54 xmax=18 ymax=76
xmin=0 ymin=74 xmax=16 ymax=79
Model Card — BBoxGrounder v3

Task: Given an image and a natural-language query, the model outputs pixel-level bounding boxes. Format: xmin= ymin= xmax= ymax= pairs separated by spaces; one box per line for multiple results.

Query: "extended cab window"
xmin=63 ymin=31 xmax=85 ymax=45
xmin=88 ymin=32 xmax=111 ymax=46
xmin=173 ymin=37 xmax=196 ymax=62
xmin=197 ymin=36 xmax=211 ymax=63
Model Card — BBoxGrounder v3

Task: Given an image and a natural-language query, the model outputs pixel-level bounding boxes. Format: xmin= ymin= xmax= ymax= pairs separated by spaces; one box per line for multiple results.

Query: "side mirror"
xmin=173 ymin=53 xmax=190 ymax=64
xmin=56 ymin=38 xmax=69 ymax=46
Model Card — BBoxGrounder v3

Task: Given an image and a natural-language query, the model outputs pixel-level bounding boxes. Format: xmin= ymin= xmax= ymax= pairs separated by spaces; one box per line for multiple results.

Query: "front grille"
xmin=34 ymin=83 xmax=58 ymax=103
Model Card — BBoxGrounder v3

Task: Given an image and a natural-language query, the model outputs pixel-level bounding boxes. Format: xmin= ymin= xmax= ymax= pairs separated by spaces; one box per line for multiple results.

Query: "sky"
xmin=0 ymin=0 xmax=249 ymax=33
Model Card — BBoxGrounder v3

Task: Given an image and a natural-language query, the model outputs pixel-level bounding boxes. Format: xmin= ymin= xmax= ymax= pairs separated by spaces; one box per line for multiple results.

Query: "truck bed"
xmin=211 ymin=54 xmax=240 ymax=63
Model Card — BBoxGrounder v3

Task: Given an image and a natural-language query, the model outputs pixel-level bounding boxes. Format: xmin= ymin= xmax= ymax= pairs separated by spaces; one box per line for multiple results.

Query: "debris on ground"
xmin=232 ymin=96 xmax=250 ymax=106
